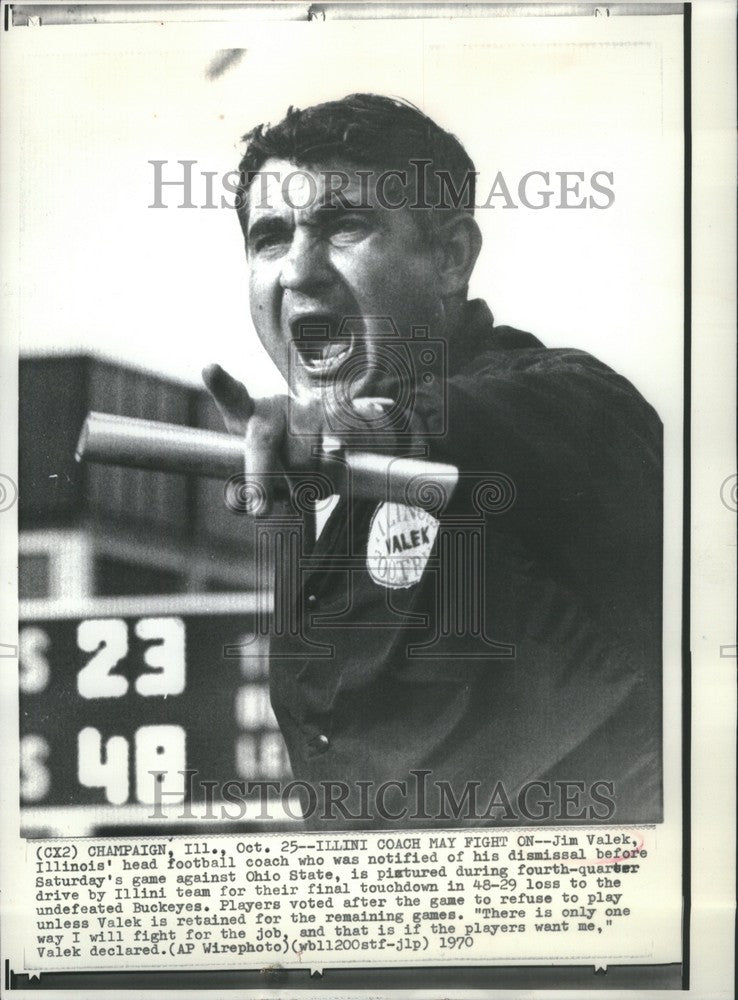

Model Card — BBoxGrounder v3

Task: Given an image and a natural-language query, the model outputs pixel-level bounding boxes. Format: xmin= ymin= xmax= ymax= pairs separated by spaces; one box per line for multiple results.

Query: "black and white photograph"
xmin=0 ymin=1 xmax=734 ymax=996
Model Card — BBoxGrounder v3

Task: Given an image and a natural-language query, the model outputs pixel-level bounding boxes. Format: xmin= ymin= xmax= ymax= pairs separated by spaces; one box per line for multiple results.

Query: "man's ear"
xmin=433 ymin=214 xmax=482 ymax=297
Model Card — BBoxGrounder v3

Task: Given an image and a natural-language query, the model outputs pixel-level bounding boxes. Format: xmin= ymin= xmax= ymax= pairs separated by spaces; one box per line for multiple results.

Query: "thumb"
xmin=202 ymin=363 xmax=255 ymax=435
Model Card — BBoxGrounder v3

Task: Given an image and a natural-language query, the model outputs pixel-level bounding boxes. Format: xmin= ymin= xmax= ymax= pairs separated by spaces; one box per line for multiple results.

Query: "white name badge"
xmin=366 ymin=502 xmax=440 ymax=590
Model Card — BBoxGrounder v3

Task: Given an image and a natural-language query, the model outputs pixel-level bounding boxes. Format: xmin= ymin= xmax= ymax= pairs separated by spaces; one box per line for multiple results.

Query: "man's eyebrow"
xmin=312 ymin=201 xmax=378 ymax=222
xmin=246 ymin=215 xmax=288 ymax=243
xmin=246 ymin=203 xmax=378 ymax=244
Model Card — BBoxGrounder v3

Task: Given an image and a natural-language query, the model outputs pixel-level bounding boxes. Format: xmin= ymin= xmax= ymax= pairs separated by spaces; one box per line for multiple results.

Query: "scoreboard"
xmin=18 ymin=594 xmax=292 ymax=829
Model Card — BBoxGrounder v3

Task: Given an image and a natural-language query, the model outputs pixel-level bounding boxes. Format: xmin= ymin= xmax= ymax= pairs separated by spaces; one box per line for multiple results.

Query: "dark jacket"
xmin=268 ymin=301 xmax=663 ymax=828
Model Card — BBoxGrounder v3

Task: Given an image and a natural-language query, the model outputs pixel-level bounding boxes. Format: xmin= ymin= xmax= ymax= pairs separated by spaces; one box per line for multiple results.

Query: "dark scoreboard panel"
xmin=19 ymin=355 xmax=253 ymax=556
xmin=19 ymin=598 xmax=290 ymax=810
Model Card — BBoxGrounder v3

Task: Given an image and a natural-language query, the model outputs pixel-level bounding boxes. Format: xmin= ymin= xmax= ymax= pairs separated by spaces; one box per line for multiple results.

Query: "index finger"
xmin=202 ymin=363 xmax=255 ymax=436
xmin=243 ymin=398 xmax=288 ymax=517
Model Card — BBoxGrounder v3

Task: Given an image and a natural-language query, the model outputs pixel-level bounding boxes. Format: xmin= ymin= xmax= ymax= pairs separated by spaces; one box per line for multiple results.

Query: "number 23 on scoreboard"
xmin=77 ymin=616 xmax=185 ymax=698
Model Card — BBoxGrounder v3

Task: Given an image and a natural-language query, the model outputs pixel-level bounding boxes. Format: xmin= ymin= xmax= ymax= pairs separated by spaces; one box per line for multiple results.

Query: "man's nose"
xmin=279 ymin=229 xmax=331 ymax=292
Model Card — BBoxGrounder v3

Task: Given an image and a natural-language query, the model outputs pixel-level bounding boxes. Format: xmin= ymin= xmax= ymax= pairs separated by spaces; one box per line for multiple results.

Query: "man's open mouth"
xmin=290 ymin=315 xmax=357 ymax=379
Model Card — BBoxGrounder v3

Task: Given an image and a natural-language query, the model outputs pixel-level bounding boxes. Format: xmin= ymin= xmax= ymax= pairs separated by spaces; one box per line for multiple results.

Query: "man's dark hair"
xmin=235 ymin=93 xmax=477 ymax=239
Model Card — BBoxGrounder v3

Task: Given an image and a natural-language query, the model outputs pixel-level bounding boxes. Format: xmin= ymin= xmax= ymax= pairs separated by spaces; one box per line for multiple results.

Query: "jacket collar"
xmin=447 ymin=298 xmax=495 ymax=375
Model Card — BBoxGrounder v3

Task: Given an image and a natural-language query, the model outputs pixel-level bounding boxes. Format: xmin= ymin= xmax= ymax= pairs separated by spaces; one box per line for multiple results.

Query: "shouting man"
xmin=204 ymin=94 xmax=662 ymax=828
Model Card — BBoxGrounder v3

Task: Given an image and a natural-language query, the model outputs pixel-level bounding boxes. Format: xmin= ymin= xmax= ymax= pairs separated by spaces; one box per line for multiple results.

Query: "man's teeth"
xmin=304 ymin=345 xmax=351 ymax=370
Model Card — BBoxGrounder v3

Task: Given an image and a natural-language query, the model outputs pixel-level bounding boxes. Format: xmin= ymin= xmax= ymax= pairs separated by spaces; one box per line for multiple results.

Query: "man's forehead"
xmin=246 ymin=157 xmax=381 ymax=219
